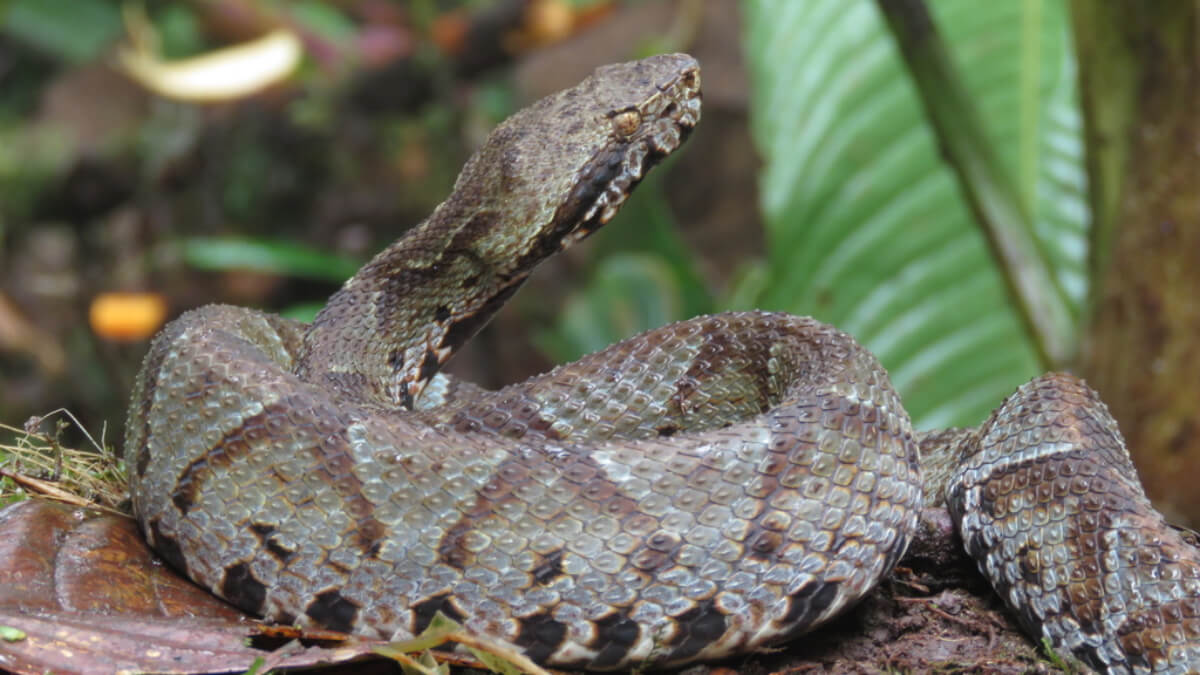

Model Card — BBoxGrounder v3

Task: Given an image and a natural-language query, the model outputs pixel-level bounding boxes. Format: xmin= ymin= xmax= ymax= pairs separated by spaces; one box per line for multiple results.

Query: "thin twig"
xmin=0 ymin=469 xmax=94 ymax=508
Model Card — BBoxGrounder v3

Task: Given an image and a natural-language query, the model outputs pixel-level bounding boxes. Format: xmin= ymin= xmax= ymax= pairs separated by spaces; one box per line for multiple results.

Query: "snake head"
xmin=448 ymin=53 xmax=702 ymax=269
xmin=552 ymin=53 xmax=702 ymax=245
xmin=300 ymin=54 xmax=701 ymax=409
xmin=399 ymin=54 xmax=702 ymax=404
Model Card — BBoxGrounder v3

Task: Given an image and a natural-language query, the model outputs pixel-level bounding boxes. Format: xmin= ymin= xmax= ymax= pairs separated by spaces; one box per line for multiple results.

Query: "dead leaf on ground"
xmin=0 ymin=499 xmax=384 ymax=674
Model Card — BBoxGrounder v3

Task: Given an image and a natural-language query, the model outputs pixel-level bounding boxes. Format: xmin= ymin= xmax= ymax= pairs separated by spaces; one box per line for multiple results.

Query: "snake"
xmin=125 ymin=53 xmax=1200 ymax=673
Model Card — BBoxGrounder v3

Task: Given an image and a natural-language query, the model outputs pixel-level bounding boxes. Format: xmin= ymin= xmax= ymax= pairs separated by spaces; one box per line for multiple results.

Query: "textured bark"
xmin=1072 ymin=1 xmax=1200 ymax=526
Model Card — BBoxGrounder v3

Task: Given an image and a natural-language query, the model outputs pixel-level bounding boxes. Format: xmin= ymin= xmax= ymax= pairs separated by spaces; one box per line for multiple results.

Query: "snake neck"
xmin=295 ymin=54 xmax=701 ymax=408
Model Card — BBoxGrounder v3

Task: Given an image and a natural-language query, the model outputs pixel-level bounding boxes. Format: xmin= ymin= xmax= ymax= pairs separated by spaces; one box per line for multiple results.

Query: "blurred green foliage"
xmin=537 ymin=173 xmax=713 ymax=363
xmin=181 ymin=237 xmax=361 ymax=283
xmin=3 ymin=0 xmax=122 ymax=63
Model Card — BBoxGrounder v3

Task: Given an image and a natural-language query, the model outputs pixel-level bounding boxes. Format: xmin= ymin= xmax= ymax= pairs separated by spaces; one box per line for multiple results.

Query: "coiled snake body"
xmin=127 ymin=54 xmax=1200 ymax=672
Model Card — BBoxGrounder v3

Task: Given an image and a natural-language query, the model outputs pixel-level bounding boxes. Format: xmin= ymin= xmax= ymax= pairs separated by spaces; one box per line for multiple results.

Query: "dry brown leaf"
xmin=0 ymin=500 xmax=382 ymax=674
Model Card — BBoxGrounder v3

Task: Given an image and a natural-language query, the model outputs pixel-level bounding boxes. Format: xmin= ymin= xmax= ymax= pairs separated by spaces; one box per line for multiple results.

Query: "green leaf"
xmin=943 ymin=0 xmax=1089 ymax=334
xmin=396 ymin=650 xmax=450 ymax=675
xmin=279 ymin=302 xmax=325 ymax=323
xmin=466 ymin=647 xmax=526 ymax=675
xmin=153 ymin=4 xmax=204 ymax=60
xmin=2 ymin=0 xmax=122 ymax=63
xmin=289 ymin=1 xmax=357 ymax=44
xmin=181 ymin=237 xmax=361 ymax=283
xmin=878 ymin=0 xmax=1081 ymax=367
xmin=743 ymin=0 xmax=1087 ymax=428
xmin=240 ymin=656 xmax=265 ymax=675
xmin=381 ymin=611 xmax=463 ymax=655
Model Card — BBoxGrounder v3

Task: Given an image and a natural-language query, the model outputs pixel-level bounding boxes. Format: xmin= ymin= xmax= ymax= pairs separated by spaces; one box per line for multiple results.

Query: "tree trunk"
xmin=1071 ymin=1 xmax=1200 ymax=526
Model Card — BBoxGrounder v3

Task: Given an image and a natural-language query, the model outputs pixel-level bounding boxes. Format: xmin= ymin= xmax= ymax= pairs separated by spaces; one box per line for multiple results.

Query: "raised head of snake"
xmin=297 ymin=54 xmax=701 ymax=408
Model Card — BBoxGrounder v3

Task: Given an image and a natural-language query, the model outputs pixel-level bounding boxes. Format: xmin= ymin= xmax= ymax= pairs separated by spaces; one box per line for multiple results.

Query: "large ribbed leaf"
xmin=743 ymin=0 xmax=1087 ymax=428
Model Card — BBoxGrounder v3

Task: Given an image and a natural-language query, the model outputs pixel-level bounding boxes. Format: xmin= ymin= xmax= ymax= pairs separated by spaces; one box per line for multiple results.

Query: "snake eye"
xmin=612 ymin=110 xmax=641 ymax=137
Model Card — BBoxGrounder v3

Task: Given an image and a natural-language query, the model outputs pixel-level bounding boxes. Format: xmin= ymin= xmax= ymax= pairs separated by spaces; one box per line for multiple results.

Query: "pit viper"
xmin=127 ymin=53 xmax=1200 ymax=673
